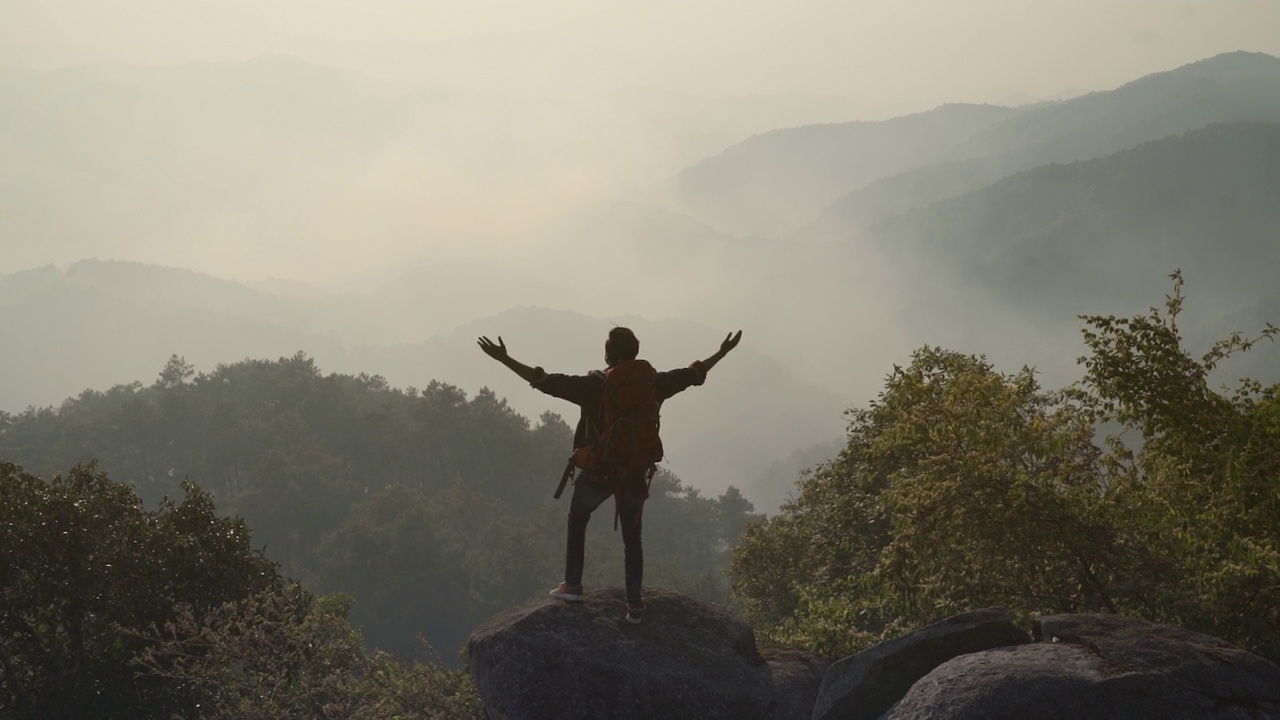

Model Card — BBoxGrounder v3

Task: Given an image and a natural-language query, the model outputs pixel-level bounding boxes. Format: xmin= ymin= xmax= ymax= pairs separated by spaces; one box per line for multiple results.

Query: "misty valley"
xmin=4 ymin=50 xmax=1280 ymax=718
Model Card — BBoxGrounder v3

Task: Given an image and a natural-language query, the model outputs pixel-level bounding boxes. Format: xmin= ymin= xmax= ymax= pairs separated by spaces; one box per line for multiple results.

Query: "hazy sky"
xmin=4 ymin=0 xmax=1280 ymax=285
xmin=6 ymin=0 xmax=1280 ymax=103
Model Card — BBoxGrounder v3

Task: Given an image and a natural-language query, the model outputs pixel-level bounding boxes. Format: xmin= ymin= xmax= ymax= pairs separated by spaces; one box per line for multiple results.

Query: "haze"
xmin=4 ymin=0 xmax=1280 ymax=512
xmin=7 ymin=0 xmax=1279 ymax=99
xmin=5 ymin=0 xmax=1279 ymax=281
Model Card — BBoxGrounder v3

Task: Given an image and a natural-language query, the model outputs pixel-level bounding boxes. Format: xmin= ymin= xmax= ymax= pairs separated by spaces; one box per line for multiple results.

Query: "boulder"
xmin=468 ymin=587 xmax=773 ymax=720
xmin=882 ymin=614 xmax=1280 ymax=719
xmin=765 ymin=648 xmax=831 ymax=720
xmin=812 ymin=606 xmax=1031 ymax=720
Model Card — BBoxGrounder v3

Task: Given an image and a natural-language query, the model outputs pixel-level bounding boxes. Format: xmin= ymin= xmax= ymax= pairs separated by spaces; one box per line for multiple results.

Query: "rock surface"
xmin=468 ymin=587 xmax=775 ymax=720
xmin=813 ymin=606 xmax=1031 ymax=720
xmin=882 ymin=614 xmax=1280 ymax=719
xmin=764 ymin=648 xmax=831 ymax=720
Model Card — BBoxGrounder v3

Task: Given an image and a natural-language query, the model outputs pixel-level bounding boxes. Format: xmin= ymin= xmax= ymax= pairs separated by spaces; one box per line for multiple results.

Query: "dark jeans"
xmin=564 ymin=470 xmax=647 ymax=606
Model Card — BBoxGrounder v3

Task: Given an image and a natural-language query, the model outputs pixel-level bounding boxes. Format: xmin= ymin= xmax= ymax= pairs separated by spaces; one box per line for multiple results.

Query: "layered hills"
xmin=0 ymin=260 xmax=843 ymax=512
xmin=5 ymin=51 xmax=1280 ymax=514
xmin=664 ymin=51 xmax=1280 ymax=238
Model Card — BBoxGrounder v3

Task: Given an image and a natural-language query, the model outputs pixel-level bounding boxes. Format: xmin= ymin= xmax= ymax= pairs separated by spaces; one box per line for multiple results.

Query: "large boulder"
xmin=765 ymin=648 xmax=831 ymax=720
xmin=882 ymin=613 xmax=1280 ymax=719
xmin=812 ymin=606 xmax=1031 ymax=720
xmin=468 ymin=587 xmax=775 ymax=720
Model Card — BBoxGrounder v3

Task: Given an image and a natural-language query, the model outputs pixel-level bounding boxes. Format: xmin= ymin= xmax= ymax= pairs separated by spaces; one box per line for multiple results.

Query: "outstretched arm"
xmin=697 ymin=330 xmax=742 ymax=373
xmin=477 ymin=336 xmax=543 ymax=383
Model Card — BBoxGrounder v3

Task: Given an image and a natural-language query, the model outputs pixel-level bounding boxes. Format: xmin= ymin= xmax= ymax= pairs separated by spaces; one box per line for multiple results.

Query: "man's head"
xmin=605 ymin=327 xmax=640 ymax=366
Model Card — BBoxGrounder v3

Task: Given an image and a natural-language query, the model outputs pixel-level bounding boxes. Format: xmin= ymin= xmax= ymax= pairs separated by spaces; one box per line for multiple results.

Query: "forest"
xmin=3 ymin=277 xmax=1278 ymax=718
xmin=0 ymin=350 xmax=756 ymax=659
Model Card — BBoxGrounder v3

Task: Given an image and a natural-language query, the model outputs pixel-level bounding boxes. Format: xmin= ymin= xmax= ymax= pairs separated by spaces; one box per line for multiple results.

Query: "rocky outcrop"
xmin=469 ymin=591 xmax=1280 ymax=720
xmin=812 ymin=606 xmax=1031 ymax=720
xmin=881 ymin=614 xmax=1280 ymax=719
xmin=765 ymin=648 xmax=831 ymax=720
xmin=468 ymin=587 xmax=777 ymax=720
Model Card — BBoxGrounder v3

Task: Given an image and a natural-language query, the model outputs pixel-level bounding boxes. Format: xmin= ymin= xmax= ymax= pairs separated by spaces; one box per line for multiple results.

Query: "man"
xmin=477 ymin=326 xmax=742 ymax=624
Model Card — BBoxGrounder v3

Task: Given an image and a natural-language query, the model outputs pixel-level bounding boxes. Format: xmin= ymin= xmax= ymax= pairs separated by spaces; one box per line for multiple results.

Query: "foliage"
xmin=0 ymin=461 xmax=484 ymax=719
xmin=135 ymin=588 xmax=483 ymax=720
xmin=1075 ymin=271 xmax=1280 ymax=658
xmin=732 ymin=275 xmax=1280 ymax=661
xmin=0 ymin=354 xmax=760 ymax=661
xmin=0 ymin=462 xmax=275 ymax=719
xmin=731 ymin=348 xmax=1132 ymax=657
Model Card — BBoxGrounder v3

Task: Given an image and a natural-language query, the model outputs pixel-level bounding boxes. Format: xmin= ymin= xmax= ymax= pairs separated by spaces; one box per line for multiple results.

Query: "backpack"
xmin=572 ymin=359 xmax=663 ymax=478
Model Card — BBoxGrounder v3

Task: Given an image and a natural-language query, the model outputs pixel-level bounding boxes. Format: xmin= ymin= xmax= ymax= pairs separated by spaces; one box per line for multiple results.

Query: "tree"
xmin=731 ymin=275 xmax=1280 ymax=662
xmin=134 ymin=588 xmax=482 ymax=720
xmin=731 ymin=348 xmax=1128 ymax=657
xmin=1076 ymin=271 xmax=1280 ymax=658
xmin=1 ymin=353 xmax=755 ymax=664
xmin=0 ymin=462 xmax=276 ymax=719
xmin=155 ymin=354 xmax=195 ymax=389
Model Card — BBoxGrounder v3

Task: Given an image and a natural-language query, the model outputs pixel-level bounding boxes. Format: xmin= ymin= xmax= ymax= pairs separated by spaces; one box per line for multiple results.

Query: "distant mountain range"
xmin=0 ymin=261 xmax=845 ymax=512
xmin=6 ymin=51 xmax=1280 ymax=514
xmin=854 ymin=121 xmax=1280 ymax=379
xmin=874 ymin=122 xmax=1280 ymax=313
xmin=647 ymin=51 xmax=1280 ymax=388
xmin=654 ymin=103 xmax=1017 ymax=238
xmin=664 ymin=51 xmax=1280 ymax=239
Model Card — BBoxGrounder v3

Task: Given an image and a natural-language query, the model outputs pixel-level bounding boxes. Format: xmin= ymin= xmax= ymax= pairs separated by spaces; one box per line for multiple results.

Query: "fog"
xmin=4 ymin=1 xmax=1280 ymax=511
xmin=8 ymin=0 xmax=1280 ymax=100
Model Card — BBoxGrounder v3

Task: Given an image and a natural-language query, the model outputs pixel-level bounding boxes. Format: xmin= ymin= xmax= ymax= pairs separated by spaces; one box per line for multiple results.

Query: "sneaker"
xmin=549 ymin=582 xmax=584 ymax=602
xmin=625 ymin=603 xmax=644 ymax=625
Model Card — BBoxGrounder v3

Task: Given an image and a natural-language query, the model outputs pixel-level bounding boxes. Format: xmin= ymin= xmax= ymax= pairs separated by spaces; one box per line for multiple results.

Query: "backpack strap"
xmin=553 ymin=456 xmax=575 ymax=499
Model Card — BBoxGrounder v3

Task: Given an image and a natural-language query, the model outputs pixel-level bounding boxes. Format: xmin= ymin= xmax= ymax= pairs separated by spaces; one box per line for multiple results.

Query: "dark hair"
xmin=605 ymin=326 xmax=640 ymax=364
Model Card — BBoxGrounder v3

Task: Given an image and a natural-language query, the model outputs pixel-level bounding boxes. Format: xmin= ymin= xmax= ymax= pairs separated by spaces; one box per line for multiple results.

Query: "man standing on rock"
xmin=478 ymin=326 xmax=742 ymax=624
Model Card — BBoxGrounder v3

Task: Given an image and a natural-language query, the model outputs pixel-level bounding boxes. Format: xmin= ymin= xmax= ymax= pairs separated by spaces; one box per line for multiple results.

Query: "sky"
xmin=3 ymin=0 xmax=1279 ymax=284
xmin=5 ymin=0 xmax=1280 ymax=104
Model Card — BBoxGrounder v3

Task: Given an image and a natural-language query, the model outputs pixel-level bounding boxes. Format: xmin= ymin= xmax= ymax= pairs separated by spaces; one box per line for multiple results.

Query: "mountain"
xmin=0 ymin=262 xmax=845 ymax=505
xmin=0 ymin=261 xmax=345 ymax=411
xmin=654 ymin=103 xmax=1018 ymax=238
xmin=852 ymin=121 xmax=1280 ymax=380
xmin=811 ymin=51 xmax=1280 ymax=234
xmin=1198 ymin=289 xmax=1280 ymax=388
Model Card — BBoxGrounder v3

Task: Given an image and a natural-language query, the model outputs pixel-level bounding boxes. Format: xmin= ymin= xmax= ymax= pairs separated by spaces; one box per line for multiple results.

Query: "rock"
xmin=812 ymin=606 xmax=1031 ymax=720
xmin=468 ymin=587 xmax=773 ymax=720
xmin=882 ymin=614 xmax=1280 ymax=719
xmin=765 ymin=648 xmax=831 ymax=720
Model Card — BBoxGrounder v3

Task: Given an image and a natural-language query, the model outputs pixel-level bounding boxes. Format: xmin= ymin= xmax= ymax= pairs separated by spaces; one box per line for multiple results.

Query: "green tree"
xmin=135 ymin=588 xmax=482 ymax=720
xmin=0 ymin=462 xmax=276 ymax=719
xmin=1076 ymin=271 xmax=1280 ymax=658
xmin=731 ymin=275 xmax=1280 ymax=662
xmin=1 ymin=352 xmax=756 ymax=663
xmin=732 ymin=348 xmax=1129 ymax=657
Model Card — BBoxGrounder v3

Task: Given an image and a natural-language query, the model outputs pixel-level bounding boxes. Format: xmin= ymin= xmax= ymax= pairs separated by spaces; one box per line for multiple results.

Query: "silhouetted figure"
xmin=478 ymin=327 xmax=742 ymax=623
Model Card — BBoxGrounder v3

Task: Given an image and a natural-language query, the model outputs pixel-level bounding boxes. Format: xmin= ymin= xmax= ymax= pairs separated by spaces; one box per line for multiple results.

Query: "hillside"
xmin=0 ymin=262 xmax=843 ymax=507
xmin=811 ymin=51 xmax=1280 ymax=233
xmin=0 ymin=262 xmax=344 ymax=408
xmin=874 ymin=122 xmax=1280 ymax=310
xmin=855 ymin=121 xmax=1280 ymax=379
xmin=655 ymin=103 xmax=1018 ymax=237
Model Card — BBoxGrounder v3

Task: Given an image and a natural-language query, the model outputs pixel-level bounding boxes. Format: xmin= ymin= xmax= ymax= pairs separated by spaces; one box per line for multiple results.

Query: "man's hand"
xmin=698 ymin=330 xmax=742 ymax=373
xmin=477 ymin=336 xmax=509 ymax=362
xmin=719 ymin=330 xmax=743 ymax=356
xmin=477 ymin=335 xmax=543 ymax=383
